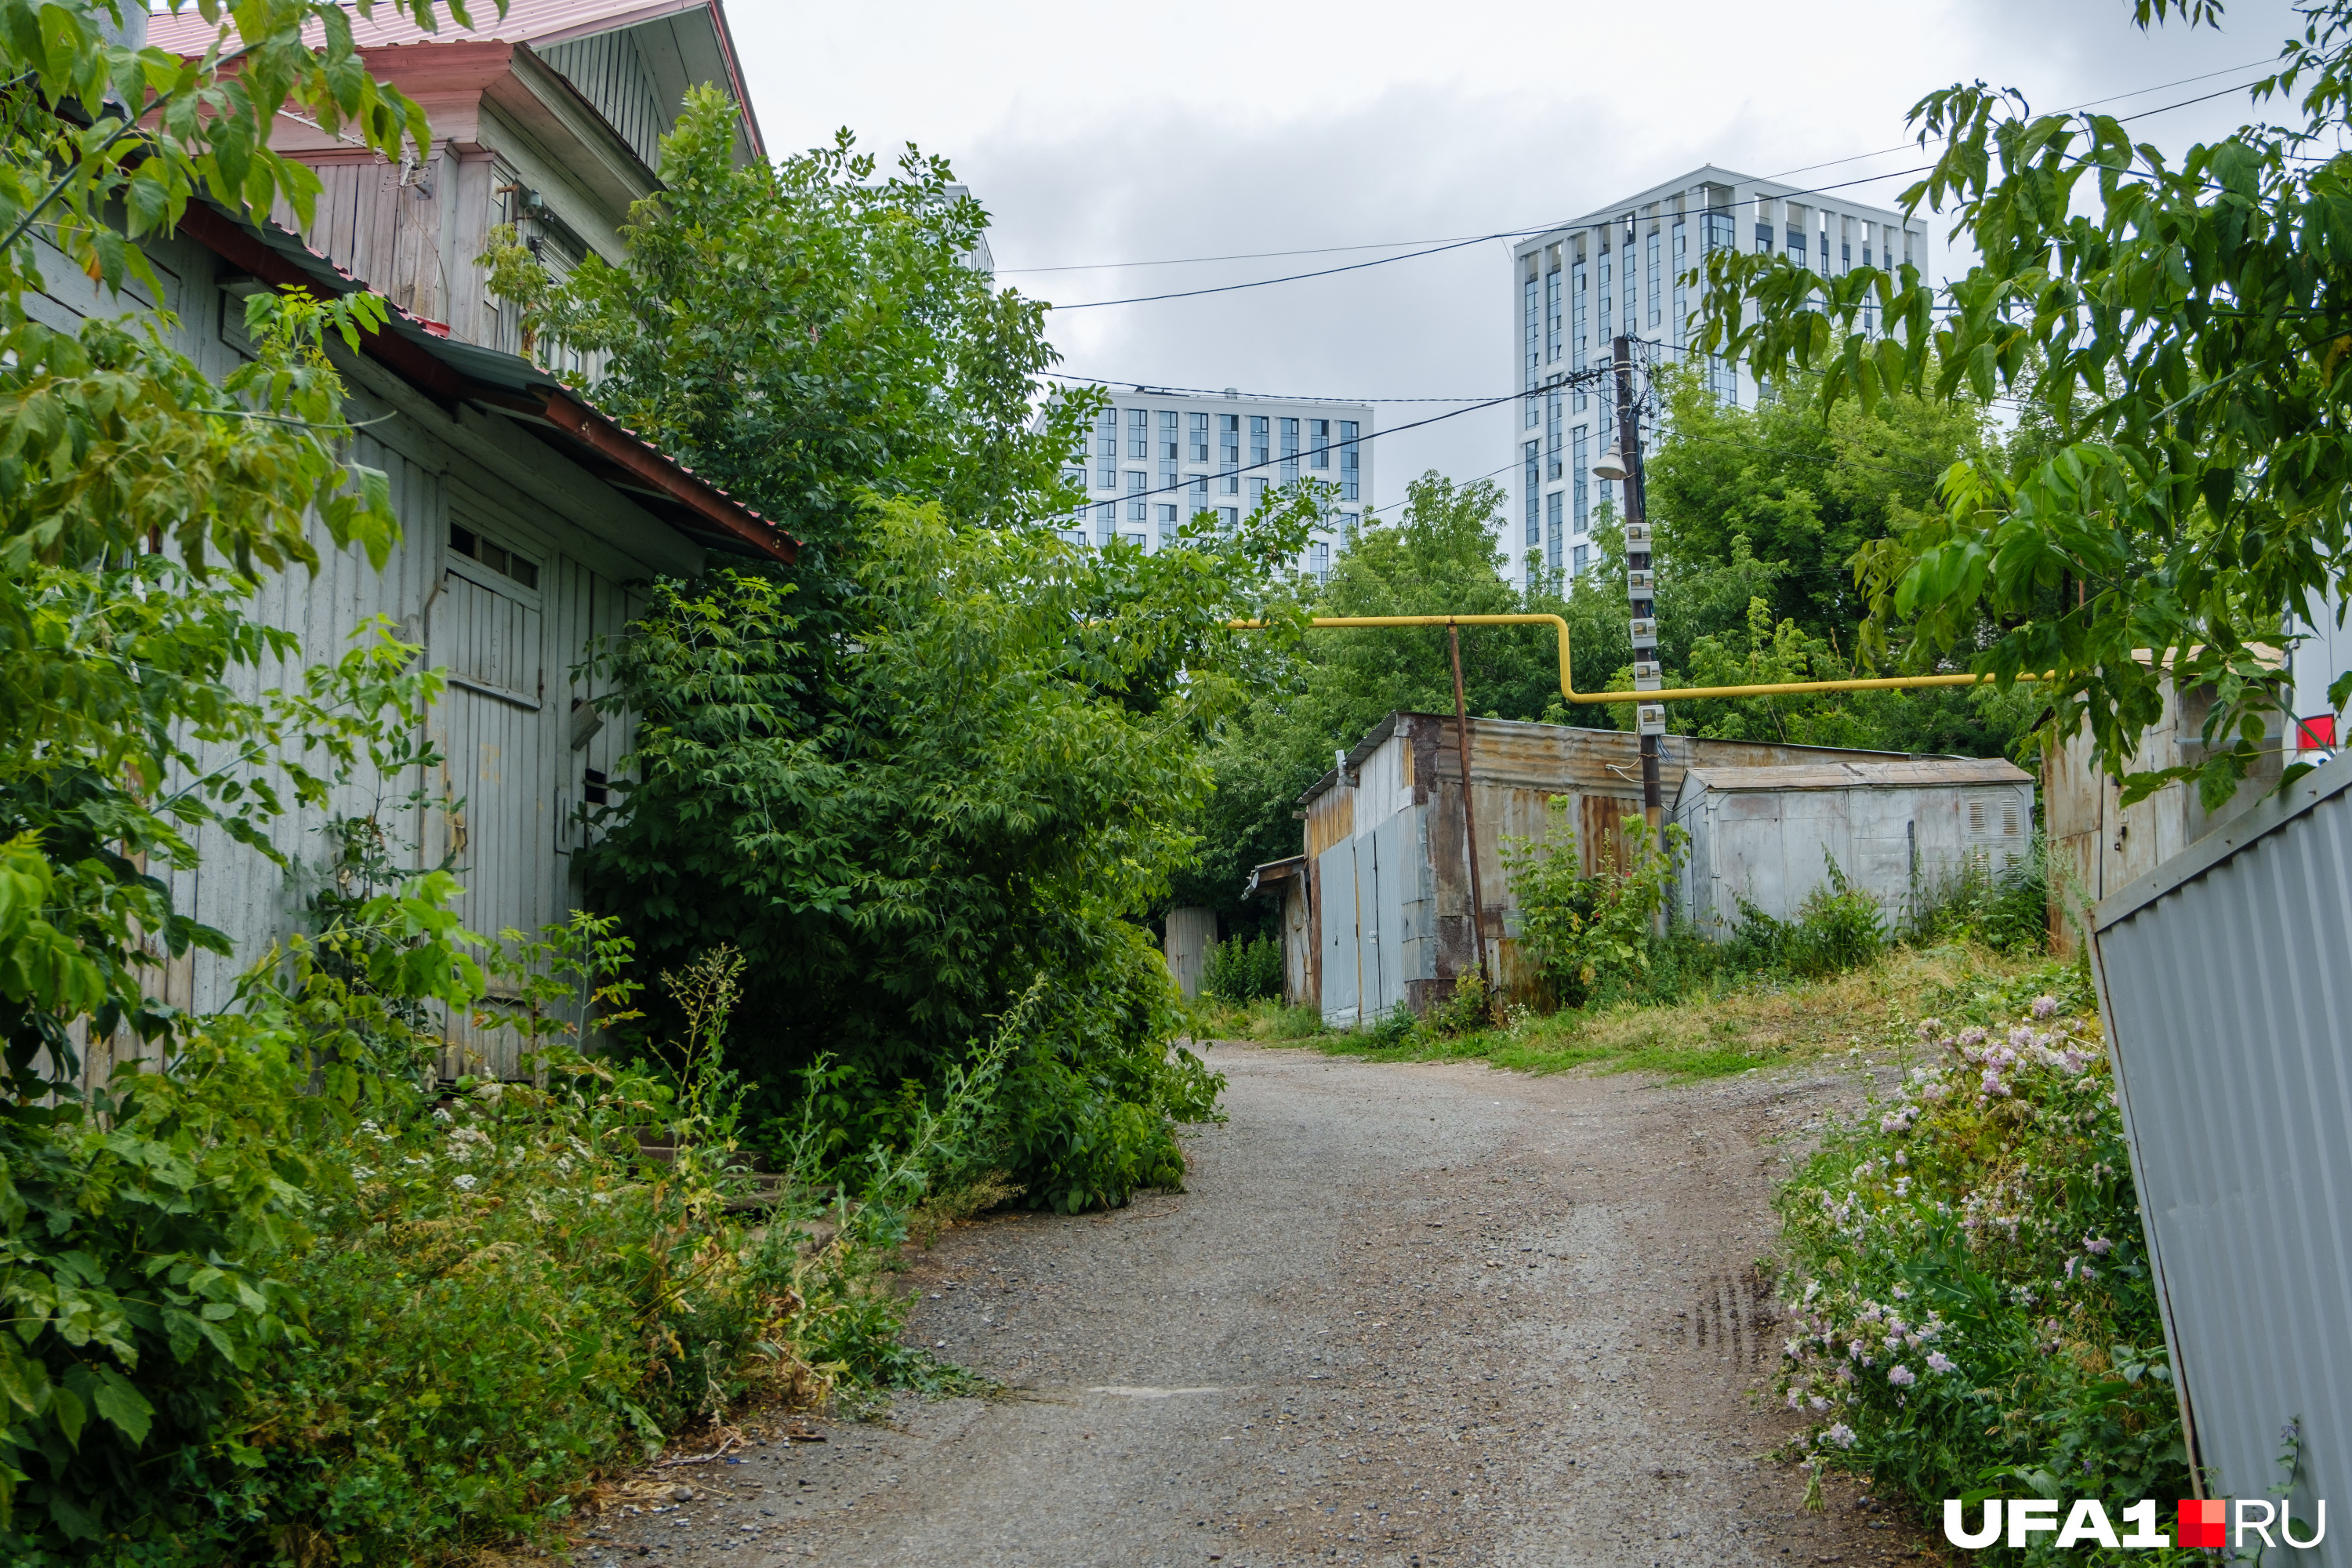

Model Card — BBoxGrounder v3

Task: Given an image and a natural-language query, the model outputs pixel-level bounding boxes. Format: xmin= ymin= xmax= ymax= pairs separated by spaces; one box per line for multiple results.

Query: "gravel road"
xmin=579 ymin=1042 xmax=1928 ymax=1568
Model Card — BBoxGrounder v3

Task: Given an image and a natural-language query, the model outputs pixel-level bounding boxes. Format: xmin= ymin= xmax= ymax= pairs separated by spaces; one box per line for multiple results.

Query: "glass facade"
xmin=1545 ymin=263 xmax=1563 ymax=364
xmin=1523 ymin=271 xmax=1541 ymax=426
xmin=1572 ymin=543 xmax=1588 ymax=575
xmin=1309 ymin=540 xmax=1330 ymax=582
xmin=1545 ymin=391 xmax=1563 ymax=481
xmin=1279 ymin=417 xmax=1300 ymax=484
xmin=1128 ymin=406 xmax=1149 ymax=458
xmin=1523 ymin=441 xmax=1540 ymax=547
xmin=1188 ymin=411 xmax=1209 ymax=462
xmin=1546 ymin=490 xmax=1563 ymax=571
xmin=1671 ymin=223 xmax=1688 ymax=348
xmin=1339 ymin=422 xmax=1359 ymax=500
xmin=1572 ymin=427 xmax=1589 ymax=533
xmin=1096 ymin=405 xmax=1118 ymax=490
xmin=1571 ymin=260 xmax=1589 ymax=409
xmin=1127 ymin=470 xmax=1147 ymax=521
xmin=1249 ymin=416 xmax=1269 ymax=467
xmin=1646 ymin=230 xmax=1661 ymax=328
xmin=1219 ymin=414 xmax=1240 ymax=492
xmin=1310 ymin=418 xmax=1331 ymax=470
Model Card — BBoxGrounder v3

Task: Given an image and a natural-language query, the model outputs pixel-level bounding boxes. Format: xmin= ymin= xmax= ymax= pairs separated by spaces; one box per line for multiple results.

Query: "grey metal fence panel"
xmin=2094 ymin=760 xmax=2352 ymax=1546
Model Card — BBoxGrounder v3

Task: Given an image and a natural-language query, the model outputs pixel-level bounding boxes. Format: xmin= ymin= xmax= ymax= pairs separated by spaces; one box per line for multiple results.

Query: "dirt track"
xmin=581 ymin=1042 xmax=1929 ymax=1567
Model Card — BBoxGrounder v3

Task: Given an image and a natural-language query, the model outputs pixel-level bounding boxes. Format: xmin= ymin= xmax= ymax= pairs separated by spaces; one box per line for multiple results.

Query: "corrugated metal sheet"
xmin=2092 ymin=759 xmax=2352 ymax=1541
xmin=1163 ymin=908 xmax=1217 ymax=1000
xmin=1296 ymin=712 xmax=1912 ymax=1017
xmin=1681 ymin=758 xmax=2031 ymax=792
xmin=1676 ymin=768 xmax=2032 ymax=935
xmin=154 ymin=0 xmax=708 ymax=51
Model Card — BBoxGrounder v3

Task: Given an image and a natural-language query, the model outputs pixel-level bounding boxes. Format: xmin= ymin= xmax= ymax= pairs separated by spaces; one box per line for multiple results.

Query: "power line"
xmin=999 ymin=230 xmax=1553 ymax=277
xmin=1048 ymin=228 xmax=1537 ymax=310
xmin=1040 ymin=370 xmax=1508 ymax=403
xmin=1756 ymin=56 xmax=2278 ymax=183
xmin=1003 ymin=62 xmax=2279 ymax=286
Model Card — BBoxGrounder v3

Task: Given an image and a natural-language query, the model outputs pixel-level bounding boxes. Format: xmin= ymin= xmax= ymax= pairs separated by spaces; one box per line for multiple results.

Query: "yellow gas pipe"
xmin=1228 ymin=612 xmax=2035 ymax=705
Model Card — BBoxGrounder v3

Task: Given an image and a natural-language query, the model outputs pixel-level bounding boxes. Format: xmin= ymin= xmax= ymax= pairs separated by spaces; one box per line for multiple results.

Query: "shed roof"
xmin=1244 ymin=856 xmax=1307 ymax=898
xmin=1680 ymin=758 xmax=2032 ymax=793
xmin=180 ymin=200 xmax=794 ymax=564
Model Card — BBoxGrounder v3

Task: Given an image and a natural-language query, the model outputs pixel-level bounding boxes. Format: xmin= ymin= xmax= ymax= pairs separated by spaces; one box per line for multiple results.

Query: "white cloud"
xmin=728 ymin=0 xmax=2303 ymax=512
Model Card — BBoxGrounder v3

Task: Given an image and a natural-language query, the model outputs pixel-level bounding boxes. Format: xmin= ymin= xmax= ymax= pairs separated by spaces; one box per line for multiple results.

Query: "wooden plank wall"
xmin=539 ymin=31 xmax=670 ymax=171
xmin=48 ymin=232 xmax=692 ymax=1092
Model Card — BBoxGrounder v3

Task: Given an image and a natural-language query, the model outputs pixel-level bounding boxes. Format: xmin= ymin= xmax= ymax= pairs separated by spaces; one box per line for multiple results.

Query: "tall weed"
xmin=1774 ymin=993 xmax=2190 ymax=1563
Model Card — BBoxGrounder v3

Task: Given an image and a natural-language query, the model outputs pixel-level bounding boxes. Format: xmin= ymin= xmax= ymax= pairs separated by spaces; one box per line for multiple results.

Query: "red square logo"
xmin=2179 ymin=1498 xmax=2227 ymax=1548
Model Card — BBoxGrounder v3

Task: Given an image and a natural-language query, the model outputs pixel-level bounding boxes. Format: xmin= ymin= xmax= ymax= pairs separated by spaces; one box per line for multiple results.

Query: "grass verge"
xmin=1195 ymin=942 xmax=2081 ymax=1082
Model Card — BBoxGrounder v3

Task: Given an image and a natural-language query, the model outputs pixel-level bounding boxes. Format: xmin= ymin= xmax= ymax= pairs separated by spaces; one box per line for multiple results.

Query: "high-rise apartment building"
xmin=1507 ymin=166 xmax=1929 ymax=588
xmin=1054 ymin=388 xmax=1374 ymax=580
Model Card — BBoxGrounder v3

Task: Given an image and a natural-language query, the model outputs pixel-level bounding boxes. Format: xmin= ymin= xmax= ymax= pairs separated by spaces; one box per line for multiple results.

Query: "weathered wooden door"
xmin=428 ymin=524 xmax=550 ymax=1076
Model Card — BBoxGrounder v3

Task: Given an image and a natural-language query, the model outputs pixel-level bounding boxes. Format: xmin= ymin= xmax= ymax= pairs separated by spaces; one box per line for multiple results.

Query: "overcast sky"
xmin=728 ymin=0 xmax=2305 ymax=515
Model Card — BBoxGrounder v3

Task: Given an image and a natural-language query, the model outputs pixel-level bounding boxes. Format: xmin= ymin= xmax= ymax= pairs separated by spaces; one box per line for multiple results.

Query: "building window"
xmin=1755 ymin=223 xmax=1773 ymax=253
xmin=1546 ymin=490 xmax=1563 ymax=571
xmin=1620 ymin=234 xmax=1635 ymax=330
xmin=1338 ymin=510 xmax=1359 ymax=533
xmin=1310 ymin=419 xmax=1330 ymax=469
xmin=1279 ymin=417 xmax=1300 ymax=483
xmin=1158 ymin=408 xmax=1179 ymax=461
xmin=1218 ymin=506 xmax=1239 ymax=528
xmin=1127 ymin=470 xmax=1148 ymax=521
xmin=452 ymin=524 xmax=538 ymax=589
xmin=1128 ymin=407 xmax=1149 ymax=459
xmin=1157 ymin=503 xmax=1178 ymax=525
xmin=1523 ymin=270 xmax=1540 ymax=394
xmin=1094 ymin=500 xmax=1115 ymax=545
xmin=1124 ymin=531 xmax=1146 ymax=550
xmin=1523 ymin=440 xmax=1540 ymax=547
xmin=1545 ymin=264 xmax=1563 ymax=364
xmin=1188 ymin=410 xmax=1209 ymax=463
xmin=1646 ymin=230 xmax=1661 ymax=328
xmin=1248 ymin=476 xmax=1269 ymax=506
xmin=1096 ymin=405 xmax=1118 ymax=459
xmin=1598 ymin=247 xmax=1612 ymax=339
xmin=1249 ymin=415 xmax=1269 ymax=467
xmin=1572 ymin=543 xmax=1588 ymax=575
xmin=1189 ymin=475 xmax=1210 ymax=513
xmin=1671 ymin=223 xmax=1688 ymax=349
xmin=1310 ymin=540 xmax=1331 ymax=582
xmin=1786 ymin=228 xmax=1807 ymax=264
xmin=1219 ymin=413 xmax=1240 ymax=491
xmin=1096 ymin=461 xmax=1116 ymax=490
xmin=1571 ymin=260 xmax=1589 ymax=408
xmin=1572 ymin=427 xmax=1589 ymax=533
xmin=1545 ymin=392 xmax=1563 ymax=481
xmin=1339 ymin=420 xmax=1359 ymax=500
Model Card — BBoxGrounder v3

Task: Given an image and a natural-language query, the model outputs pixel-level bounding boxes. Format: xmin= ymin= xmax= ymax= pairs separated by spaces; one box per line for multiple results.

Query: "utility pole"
xmin=1603 ymin=335 xmax=1664 ymax=907
xmin=1447 ymin=622 xmax=1491 ymax=994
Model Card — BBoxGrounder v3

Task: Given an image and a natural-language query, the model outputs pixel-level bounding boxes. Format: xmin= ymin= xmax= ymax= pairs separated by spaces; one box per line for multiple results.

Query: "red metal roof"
xmin=154 ymin=1 xmax=704 ymax=50
xmin=151 ymin=1 xmax=764 ymax=157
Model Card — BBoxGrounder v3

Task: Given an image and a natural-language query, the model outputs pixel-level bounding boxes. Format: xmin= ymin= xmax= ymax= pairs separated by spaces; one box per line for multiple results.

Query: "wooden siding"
xmin=45 ymin=230 xmax=702 ymax=1091
xmin=540 ymin=31 xmax=668 ymax=171
xmin=272 ymin=158 xmax=445 ymax=321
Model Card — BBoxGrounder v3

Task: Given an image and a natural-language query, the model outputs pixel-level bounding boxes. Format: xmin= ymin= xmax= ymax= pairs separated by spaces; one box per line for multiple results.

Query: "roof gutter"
xmin=539 ymin=389 xmax=793 ymax=563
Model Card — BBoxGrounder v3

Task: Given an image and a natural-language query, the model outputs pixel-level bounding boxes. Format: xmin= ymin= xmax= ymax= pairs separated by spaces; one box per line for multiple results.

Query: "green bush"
xmin=1774 ymin=987 xmax=2191 ymax=1563
xmin=1202 ymin=932 xmax=1283 ymax=1002
xmin=1907 ymin=837 xmax=2051 ymax=956
xmin=1726 ymin=854 xmax=1888 ymax=979
xmin=1501 ymin=797 xmax=1686 ymax=1007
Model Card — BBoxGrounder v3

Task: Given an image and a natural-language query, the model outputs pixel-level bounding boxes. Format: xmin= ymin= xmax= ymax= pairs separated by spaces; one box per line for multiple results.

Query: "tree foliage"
xmin=0 ymin=3 xmax=481 ymax=1548
xmin=1700 ymin=0 xmax=2352 ymax=804
xmin=582 ymin=497 xmax=1305 ymax=1209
